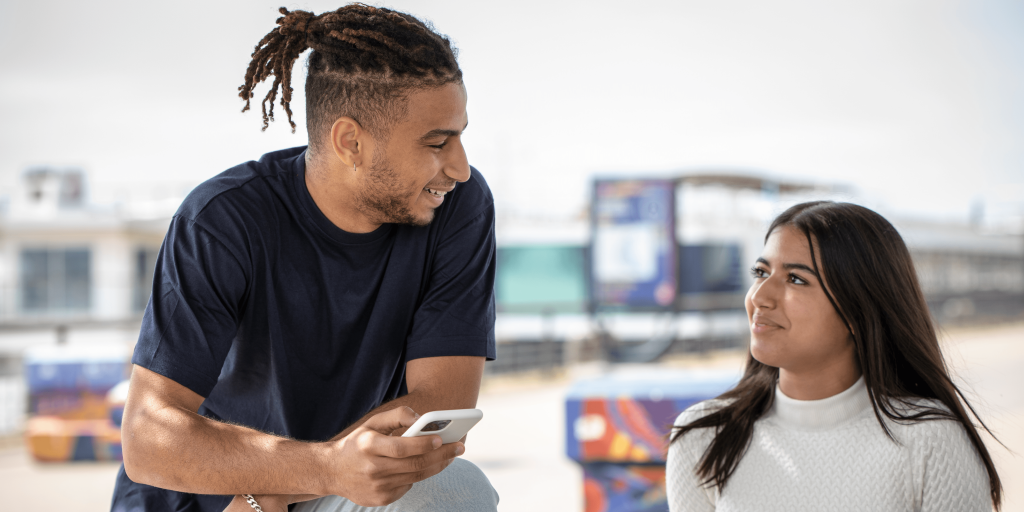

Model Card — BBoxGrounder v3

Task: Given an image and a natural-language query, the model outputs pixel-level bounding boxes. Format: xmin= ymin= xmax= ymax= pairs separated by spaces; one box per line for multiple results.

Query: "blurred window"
xmin=132 ymin=247 xmax=160 ymax=312
xmin=19 ymin=248 xmax=91 ymax=313
xmin=496 ymin=245 xmax=587 ymax=313
xmin=679 ymin=244 xmax=743 ymax=294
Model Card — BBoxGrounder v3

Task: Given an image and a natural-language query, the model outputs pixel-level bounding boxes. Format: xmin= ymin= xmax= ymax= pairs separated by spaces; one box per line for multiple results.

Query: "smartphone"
xmin=401 ymin=408 xmax=483 ymax=445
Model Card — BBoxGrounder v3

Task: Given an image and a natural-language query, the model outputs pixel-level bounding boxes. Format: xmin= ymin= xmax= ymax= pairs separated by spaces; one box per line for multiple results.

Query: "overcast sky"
xmin=1 ymin=0 xmax=1022 ymax=227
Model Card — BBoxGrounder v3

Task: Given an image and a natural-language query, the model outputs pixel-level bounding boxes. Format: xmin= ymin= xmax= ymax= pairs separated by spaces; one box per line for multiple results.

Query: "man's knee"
xmin=294 ymin=458 xmax=498 ymax=512
xmin=400 ymin=458 xmax=498 ymax=511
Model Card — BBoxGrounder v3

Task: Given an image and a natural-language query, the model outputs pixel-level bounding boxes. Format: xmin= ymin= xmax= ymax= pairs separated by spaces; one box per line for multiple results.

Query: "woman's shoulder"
xmin=883 ymin=396 xmax=954 ymax=424
xmin=669 ymin=399 xmax=729 ymax=467
xmin=882 ymin=397 xmax=974 ymax=445
xmin=882 ymin=397 xmax=991 ymax=508
xmin=673 ymin=398 xmax=733 ymax=427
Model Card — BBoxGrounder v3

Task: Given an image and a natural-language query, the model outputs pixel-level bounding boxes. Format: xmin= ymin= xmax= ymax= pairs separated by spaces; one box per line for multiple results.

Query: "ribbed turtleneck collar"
xmin=766 ymin=376 xmax=872 ymax=431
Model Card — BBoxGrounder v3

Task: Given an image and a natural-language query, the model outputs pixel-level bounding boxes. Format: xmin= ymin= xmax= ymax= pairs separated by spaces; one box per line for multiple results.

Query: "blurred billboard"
xmin=591 ymin=179 xmax=677 ymax=311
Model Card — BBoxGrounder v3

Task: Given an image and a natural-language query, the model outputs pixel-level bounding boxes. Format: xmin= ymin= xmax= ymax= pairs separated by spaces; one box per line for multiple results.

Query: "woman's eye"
xmin=789 ymin=274 xmax=808 ymax=285
xmin=749 ymin=266 xmax=767 ymax=278
xmin=429 ymin=141 xmax=448 ymax=149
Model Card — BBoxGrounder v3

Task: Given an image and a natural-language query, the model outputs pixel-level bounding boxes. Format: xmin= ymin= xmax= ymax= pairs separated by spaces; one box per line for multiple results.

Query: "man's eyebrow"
xmin=419 ymin=121 xmax=469 ymax=141
xmin=756 ymin=257 xmax=819 ymax=276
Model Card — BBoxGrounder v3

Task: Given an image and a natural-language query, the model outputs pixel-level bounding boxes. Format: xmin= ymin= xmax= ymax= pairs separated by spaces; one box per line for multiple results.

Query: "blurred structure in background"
xmin=0 ymin=169 xmax=175 ymax=439
xmin=0 ymin=165 xmax=1021 ymax=445
xmin=493 ymin=171 xmax=1024 ymax=375
xmin=565 ymin=369 xmax=739 ymax=512
xmin=23 ymin=345 xmax=127 ymax=462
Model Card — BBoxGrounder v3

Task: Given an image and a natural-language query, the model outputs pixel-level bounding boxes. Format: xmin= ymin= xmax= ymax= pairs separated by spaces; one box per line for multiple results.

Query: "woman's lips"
xmin=751 ymin=316 xmax=782 ymax=334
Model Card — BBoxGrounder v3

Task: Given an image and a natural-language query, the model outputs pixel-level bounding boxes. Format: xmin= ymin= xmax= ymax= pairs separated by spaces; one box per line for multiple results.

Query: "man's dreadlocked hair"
xmin=238 ymin=4 xmax=462 ymax=155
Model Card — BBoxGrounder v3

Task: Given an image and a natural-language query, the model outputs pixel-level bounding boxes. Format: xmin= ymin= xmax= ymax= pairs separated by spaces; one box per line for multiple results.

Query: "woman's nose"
xmin=749 ymin=276 xmax=779 ymax=309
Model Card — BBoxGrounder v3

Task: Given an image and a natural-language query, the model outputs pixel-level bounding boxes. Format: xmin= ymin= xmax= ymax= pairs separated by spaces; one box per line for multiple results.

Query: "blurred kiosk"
xmin=570 ymin=178 xmax=744 ymax=511
xmin=588 ymin=177 xmax=745 ymax=362
xmin=23 ymin=345 xmax=129 ymax=462
xmin=591 ymin=179 xmax=678 ymax=312
xmin=565 ymin=369 xmax=738 ymax=512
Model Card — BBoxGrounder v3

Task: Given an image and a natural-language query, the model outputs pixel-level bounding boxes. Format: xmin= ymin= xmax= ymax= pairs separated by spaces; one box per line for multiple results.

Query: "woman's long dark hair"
xmin=671 ymin=201 xmax=1002 ymax=509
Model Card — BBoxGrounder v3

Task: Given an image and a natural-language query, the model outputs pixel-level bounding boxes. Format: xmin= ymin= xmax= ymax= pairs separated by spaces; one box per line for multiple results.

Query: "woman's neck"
xmin=778 ymin=357 xmax=861 ymax=400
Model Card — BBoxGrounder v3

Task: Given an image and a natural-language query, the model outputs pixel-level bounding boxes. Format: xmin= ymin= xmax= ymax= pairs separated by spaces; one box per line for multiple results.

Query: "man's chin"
xmin=384 ymin=208 xmax=434 ymax=227
xmin=408 ymin=210 xmax=435 ymax=227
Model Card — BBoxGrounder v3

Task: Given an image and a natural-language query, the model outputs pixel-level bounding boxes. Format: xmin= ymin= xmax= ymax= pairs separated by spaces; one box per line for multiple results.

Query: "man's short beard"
xmin=355 ymin=154 xmax=433 ymax=227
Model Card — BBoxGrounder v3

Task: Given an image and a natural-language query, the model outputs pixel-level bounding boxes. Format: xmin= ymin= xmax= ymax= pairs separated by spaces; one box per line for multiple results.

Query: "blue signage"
xmin=590 ymin=179 xmax=677 ymax=309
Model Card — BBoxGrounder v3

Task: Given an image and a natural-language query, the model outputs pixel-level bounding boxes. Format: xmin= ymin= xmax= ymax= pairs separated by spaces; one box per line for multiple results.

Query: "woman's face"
xmin=745 ymin=225 xmax=855 ymax=377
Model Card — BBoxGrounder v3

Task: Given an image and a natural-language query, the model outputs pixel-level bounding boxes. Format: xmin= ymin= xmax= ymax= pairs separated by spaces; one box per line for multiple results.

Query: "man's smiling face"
xmin=354 ymin=82 xmax=470 ymax=227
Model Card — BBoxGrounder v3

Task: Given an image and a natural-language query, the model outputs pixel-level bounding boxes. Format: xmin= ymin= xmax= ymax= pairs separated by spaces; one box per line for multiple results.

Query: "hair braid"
xmin=238 ymin=4 xmax=462 ymax=141
xmin=239 ymin=7 xmax=315 ymax=132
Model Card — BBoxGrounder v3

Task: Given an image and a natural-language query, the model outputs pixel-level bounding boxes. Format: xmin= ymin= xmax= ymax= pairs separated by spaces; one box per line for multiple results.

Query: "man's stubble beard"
xmin=355 ymin=153 xmax=434 ymax=227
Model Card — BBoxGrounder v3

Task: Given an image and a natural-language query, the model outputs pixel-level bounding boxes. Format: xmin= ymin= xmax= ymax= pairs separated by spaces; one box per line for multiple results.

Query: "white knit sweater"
xmin=666 ymin=377 xmax=992 ymax=511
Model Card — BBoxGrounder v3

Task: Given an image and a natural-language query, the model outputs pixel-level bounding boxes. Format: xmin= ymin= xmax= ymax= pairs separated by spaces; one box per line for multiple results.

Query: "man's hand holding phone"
xmin=326 ymin=406 xmax=465 ymax=507
xmin=223 ymin=407 xmax=482 ymax=512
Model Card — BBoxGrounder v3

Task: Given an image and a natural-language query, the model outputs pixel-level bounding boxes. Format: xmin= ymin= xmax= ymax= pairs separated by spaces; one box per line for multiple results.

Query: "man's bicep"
xmin=405 ymin=356 xmax=485 ymax=409
xmin=407 ymin=204 xmax=496 ymax=361
xmin=126 ymin=364 xmax=206 ymax=414
xmin=133 ymin=216 xmax=249 ymax=397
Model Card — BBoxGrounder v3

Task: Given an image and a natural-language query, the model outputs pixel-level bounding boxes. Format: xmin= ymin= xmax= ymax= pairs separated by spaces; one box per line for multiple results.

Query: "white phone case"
xmin=401 ymin=408 xmax=483 ymax=445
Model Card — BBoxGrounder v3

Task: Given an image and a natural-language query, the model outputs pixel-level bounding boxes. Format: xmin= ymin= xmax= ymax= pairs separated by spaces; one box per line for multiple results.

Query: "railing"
xmin=485 ymin=332 xmax=749 ymax=376
xmin=0 ymin=374 xmax=25 ymax=436
xmin=0 ymin=284 xmax=12 ymax=322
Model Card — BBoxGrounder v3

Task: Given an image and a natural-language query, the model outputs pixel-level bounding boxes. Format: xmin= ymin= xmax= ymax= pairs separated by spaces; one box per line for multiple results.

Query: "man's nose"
xmin=443 ymin=138 xmax=471 ymax=183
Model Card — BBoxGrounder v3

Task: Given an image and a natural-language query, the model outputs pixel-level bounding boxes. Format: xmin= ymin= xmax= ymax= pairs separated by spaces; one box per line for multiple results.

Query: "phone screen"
xmin=421 ymin=420 xmax=452 ymax=432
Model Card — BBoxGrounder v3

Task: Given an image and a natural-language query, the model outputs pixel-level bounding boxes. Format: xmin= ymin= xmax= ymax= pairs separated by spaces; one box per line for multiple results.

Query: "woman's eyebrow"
xmin=783 ymin=262 xmax=818 ymax=276
xmin=756 ymin=257 xmax=819 ymax=276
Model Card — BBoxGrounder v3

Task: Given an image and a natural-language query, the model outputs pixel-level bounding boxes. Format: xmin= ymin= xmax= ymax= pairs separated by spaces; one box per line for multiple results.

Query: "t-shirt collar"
xmin=292 ymin=148 xmax=394 ymax=246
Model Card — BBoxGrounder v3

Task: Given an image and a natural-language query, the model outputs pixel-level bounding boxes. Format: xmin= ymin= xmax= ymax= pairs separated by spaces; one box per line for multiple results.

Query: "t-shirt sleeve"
xmin=917 ymin=418 xmax=991 ymax=512
xmin=132 ymin=215 xmax=249 ymax=398
xmin=667 ymin=403 xmax=719 ymax=512
xmin=405 ymin=197 xmax=496 ymax=361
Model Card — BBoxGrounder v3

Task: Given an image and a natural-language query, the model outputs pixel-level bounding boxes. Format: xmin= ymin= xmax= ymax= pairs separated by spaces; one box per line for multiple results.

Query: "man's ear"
xmin=330 ymin=116 xmax=368 ymax=169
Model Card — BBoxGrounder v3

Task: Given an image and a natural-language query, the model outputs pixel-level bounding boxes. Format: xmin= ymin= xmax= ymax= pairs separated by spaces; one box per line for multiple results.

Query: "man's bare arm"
xmin=121 ymin=365 xmax=460 ymax=506
xmin=231 ymin=355 xmax=486 ymax=511
xmin=336 ymin=355 xmax=486 ymax=439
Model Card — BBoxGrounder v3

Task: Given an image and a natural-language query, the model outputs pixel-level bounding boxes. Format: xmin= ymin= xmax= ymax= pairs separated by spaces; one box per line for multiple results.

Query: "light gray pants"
xmin=292 ymin=459 xmax=498 ymax=512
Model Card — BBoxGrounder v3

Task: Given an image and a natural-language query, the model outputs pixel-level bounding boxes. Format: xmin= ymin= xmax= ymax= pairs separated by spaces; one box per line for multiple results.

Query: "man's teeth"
xmin=426 ymin=188 xmax=446 ymax=197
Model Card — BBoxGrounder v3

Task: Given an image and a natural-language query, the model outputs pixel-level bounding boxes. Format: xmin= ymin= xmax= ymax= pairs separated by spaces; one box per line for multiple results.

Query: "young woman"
xmin=667 ymin=201 xmax=1002 ymax=511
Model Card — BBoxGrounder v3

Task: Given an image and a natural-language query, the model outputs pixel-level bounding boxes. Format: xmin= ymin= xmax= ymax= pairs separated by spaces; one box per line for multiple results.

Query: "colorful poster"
xmin=583 ymin=464 xmax=668 ymax=512
xmin=565 ymin=370 xmax=741 ymax=463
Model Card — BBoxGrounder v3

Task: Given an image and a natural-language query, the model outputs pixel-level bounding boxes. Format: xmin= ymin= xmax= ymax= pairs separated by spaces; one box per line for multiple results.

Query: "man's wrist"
xmin=260 ymin=435 xmax=333 ymax=496
xmin=226 ymin=494 xmax=279 ymax=512
xmin=241 ymin=494 xmax=264 ymax=511
xmin=310 ymin=438 xmax=342 ymax=496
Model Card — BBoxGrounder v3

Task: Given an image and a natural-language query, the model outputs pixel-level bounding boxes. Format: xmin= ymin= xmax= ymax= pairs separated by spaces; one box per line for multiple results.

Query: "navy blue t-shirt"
xmin=111 ymin=146 xmax=496 ymax=512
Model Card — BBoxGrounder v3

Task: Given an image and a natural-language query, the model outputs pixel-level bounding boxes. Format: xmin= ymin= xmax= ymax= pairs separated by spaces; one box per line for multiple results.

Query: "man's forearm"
xmin=335 ymin=387 xmax=474 ymax=440
xmin=123 ymin=402 xmax=329 ymax=496
xmin=336 ymin=356 xmax=484 ymax=440
xmin=250 ymin=356 xmax=484 ymax=508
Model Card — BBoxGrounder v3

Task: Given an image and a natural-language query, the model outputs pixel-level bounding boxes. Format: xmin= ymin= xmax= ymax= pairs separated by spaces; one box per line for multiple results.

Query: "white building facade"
xmin=0 ymin=169 xmax=172 ymax=435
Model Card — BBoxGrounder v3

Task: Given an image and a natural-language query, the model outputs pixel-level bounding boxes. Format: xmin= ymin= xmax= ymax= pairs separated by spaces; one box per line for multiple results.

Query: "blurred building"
xmin=0 ymin=169 xmax=171 ymax=436
xmin=0 ymin=168 xmax=1021 ymax=434
xmin=492 ymin=172 xmax=1024 ymax=369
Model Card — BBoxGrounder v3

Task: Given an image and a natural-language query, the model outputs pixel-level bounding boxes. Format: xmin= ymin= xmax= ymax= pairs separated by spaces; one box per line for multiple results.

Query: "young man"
xmin=112 ymin=6 xmax=498 ymax=512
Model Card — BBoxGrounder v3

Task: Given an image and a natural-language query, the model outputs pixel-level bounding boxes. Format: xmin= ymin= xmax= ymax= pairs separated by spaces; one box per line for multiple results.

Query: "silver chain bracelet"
xmin=242 ymin=494 xmax=264 ymax=512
